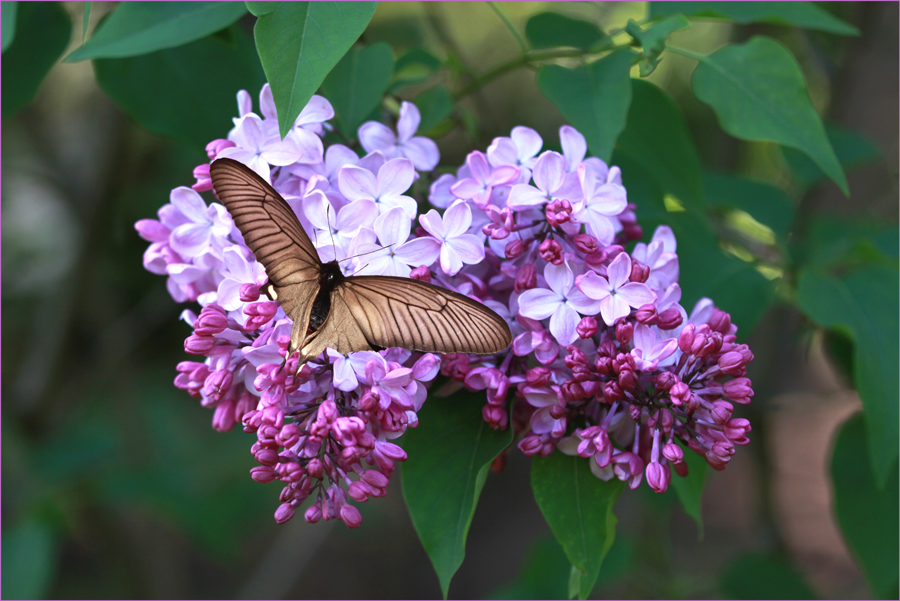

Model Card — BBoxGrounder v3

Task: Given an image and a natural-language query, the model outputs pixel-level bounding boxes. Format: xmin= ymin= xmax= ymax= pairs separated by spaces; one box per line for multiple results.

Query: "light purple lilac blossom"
xmin=137 ymin=83 xmax=755 ymax=527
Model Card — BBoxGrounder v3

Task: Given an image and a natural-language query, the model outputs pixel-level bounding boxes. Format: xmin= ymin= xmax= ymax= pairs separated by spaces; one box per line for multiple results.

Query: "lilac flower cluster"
xmin=136 ymin=83 xmax=755 ymax=526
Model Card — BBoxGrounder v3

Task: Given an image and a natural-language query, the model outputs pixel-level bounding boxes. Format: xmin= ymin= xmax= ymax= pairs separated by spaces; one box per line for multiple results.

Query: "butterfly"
xmin=208 ymin=158 xmax=512 ymax=373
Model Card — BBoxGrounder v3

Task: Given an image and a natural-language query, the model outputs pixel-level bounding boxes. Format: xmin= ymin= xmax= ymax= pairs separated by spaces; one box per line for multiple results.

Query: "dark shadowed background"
xmin=2 ymin=2 xmax=897 ymax=599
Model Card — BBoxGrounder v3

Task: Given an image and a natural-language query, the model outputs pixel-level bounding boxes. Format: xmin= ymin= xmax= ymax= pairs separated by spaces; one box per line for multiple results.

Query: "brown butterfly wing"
xmin=208 ymin=158 xmax=321 ymax=352
xmin=297 ymin=275 xmax=512 ymax=363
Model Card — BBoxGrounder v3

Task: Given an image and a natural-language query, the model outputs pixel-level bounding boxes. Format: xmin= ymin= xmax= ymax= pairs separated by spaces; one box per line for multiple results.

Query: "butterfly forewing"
xmin=209 ymin=157 xmax=512 ymax=370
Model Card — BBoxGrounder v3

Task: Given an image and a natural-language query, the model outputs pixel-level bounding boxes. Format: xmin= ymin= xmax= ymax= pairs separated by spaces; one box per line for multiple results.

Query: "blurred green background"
xmin=2 ymin=2 xmax=897 ymax=598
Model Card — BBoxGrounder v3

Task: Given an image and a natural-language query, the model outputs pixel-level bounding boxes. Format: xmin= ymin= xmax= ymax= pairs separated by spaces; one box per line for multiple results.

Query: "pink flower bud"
xmin=604 ymin=381 xmax=624 ymax=402
xmin=361 ymin=470 xmax=389 ymax=489
xmin=585 ymin=251 xmax=607 ymax=268
xmin=670 ymin=382 xmax=690 ymax=407
xmin=240 ymin=283 xmax=261 ymax=302
xmin=618 ymin=369 xmax=635 ymax=392
xmin=573 ymin=234 xmax=599 ymax=255
xmin=718 ymin=351 xmax=745 ymax=376
xmin=576 ymin=316 xmax=598 ymax=339
xmin=673 ymin=460 xmax=689 ymax=477
xmin=645 ymin=461 xmax=671 ymax=493
xmin=657 ymin=308 xmax=682 ymax=330
xmin=709 ymin=308 xmax=732 ymax=334
xmin=192 ymin=163 xmax=213 ymax=192
xmin=678 ymin=324 xmax=696 ymax=354
xmin=304 ymin=504 xmax=322 ymax=523
xmin=655 ymin=371 xmax=677 ymax=391
xmin=340 ymin=504 xmax=363 ymax=528
xmin=725 ymin=418 xmax=752 ymax=442
xmin=515 ymin=263 xmax=537 ymax=293
xmin=504 ymin=238 xmax=526 ymax=259
xmin=410 ymin=265 xmax=431 ymax=282
xmin=526 ymin=366 xmax=551 ymax=387
xmin=518 ymin=434 xmax=544 ymax=456
xmin=245 ymin=301 xmax=279 ymax=330
xmin=635 ymin=303 xmax=658 ymax=325
xmin=250 ymin=466 xmax=278 ymax=483
xmin=710 ymin=400 xmax=733 ymax=425
xmin=184 ymin=334 xmax=216 ymax=355
xmin=482 ymin=404 xmax=509 ymax=430
xmin=630 ymin=260 xmax=650 ymax=283
xmin=723 ymin=377 xmax=754 ymax=404
xmin=194 ymin=305 xmax=228 ymax=335
xmin=662 ymin=442 xmax=684 ymax=464
xmin=206 ymin=138 xmax=235 ymax=160
xmin=594 ymin=356 xmax=613 ymax=376
xmin=545 ymin=199 xmax=573 ymax=227
xmin=615 ymin=321 xmax=634 ymax=344
xmin=203 ymin=369 xmax=233 ymax=401
xmin=347 ymin=480 xmax=372 ymax=502
xmin=539 ymin=239 xmax=563 ymax=265
xmin=274 ymin=502 xmax=295 ymax=524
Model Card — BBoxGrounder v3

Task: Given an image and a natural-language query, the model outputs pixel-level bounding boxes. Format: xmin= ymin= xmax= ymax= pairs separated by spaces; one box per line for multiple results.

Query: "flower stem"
xmin=665 ymin=44 xmax=707 ymax=62
xmin=487 ymin=1 xmax=529 ymax=54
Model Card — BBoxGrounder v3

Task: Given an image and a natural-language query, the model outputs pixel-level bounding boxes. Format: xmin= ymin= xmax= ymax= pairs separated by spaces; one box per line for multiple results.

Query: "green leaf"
xmin=319 ymin=42 xmax=393 ymax=139
xmin=1 ymin=517 xmax=58 ymax=600
xmin=830 ymin=413 xmax=900 ymax=599
xmin=614 ymin=79 xmax=705 ymax=210
xmin=796 ymin=266 xmax=899 ymax=485
xmin=625 ymin=15 xmax=690 ymax=76
xmin=670 ymin=442 xmax=708 ymax=537
xmin=537 ymin=49 xmax=635 ymax=163
xmin=401 ymin=390 xmax=513 ymax=598
xmin=525 ymin=12 xmax=608 ymax=51
xmin=531 ymin=452 xmax=624 ymax=600
xmin=94 ymin=25 xmax=266 ymax=149
xmin=686 ymin=36 xmax=848 ymax=195
xmin=2 ymin=1 xmax=17 ymax=53
xmin=649 ymin=1 xmax=859 ymax=36
xmin=249 ymin=1 xmax=377 ymax=139
xmin=391 ymin=47 xmax=441 ymax=91
xmin=720 ymin=551 xmax=818 ymax=599
xmin=703 ymin=171 xmax=795 ymax=244
xmin=82 ymin=2 xmax=92 ymax=44
xmin=414 ymin=85 xmax=453 ymax=135
xmin=783 ymin=124 xmax=880 ymax=192
xmin=65 ymin=2 xmax=248 ymax=61
xmin=1 ymin=1 xmax=71 ymax=118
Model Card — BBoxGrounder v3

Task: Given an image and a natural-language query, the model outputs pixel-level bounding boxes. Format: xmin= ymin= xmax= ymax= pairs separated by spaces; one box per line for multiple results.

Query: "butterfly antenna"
xmin=339 ymin=243 xmax=396 ymax=264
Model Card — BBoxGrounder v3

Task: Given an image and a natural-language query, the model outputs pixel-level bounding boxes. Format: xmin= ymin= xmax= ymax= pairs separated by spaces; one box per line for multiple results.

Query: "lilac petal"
xmin=286 ymin=128 xmax=324 ymax=165
xmin=449 ymin=178 xmax=483 ymax=200
xmin=383 ymin=258 xmax=411 ymax=278
xmin=375 ymin=207 xmax=412 ymax=246
xmin=336 ymin=199 xmax=377 ymax=238
xmin=170 ymin=223 xmax=210 ymax=256
xmin=439 ymin=243 xmax=463 ymax=275
xmin=379 ymin=194 xmax=418 ymax=219
xmin=223 ymin=246 xmax=252 ymax=281
xmin=170 ymin=186 xmax=208 ymax=223
xmin=584 ymin=211 xmax=615 ymax=246
xmin=518 ymin=288 xmax=561 ymax=320
xmin=600 ymin=294 xmax=631 ymax=326
xmin=522 ymin=385 xmax=558 ymax=407
xmin=339 ymin=165 xmax=378 ymax=202
xmin=544 ymin=262 xmax=574 ymax=298
xmin=135 ymin=219 xmax=169 ymax=242
xmin=511 ymin=126 xmax=543 ymax=161
xmin=530 ymin=407 xmax=562 ymax=435
xmin=358 ymin=121 xmax=396 ymax=153
xmin=488 ymin=164 xmax=520 ymax=186
xmin=566 ymin=289 xmax=603 ymax=315
xmin=412 ymin=353 xmax=441 ymax=381
xmin=296 ymin=94 xmax=334 ymax=126
xmin=325 ymin=144 xmax=359 ymax=178
xmin=578 ymin=161 xmax=599 ymax=200
xmin=689 ymin=298 xmax=715 ymax=325
xmin=550 ymin=304 xmax=580 ymax=345
xmin=487 ymin=137 xmax=518 ymax=167
xmin=532 ymin=151 xmax=566 ymax=195
xmin=167 ymin=262 xmax=205 ymax=284
xmin=446 ymin=235 xmax=484 ymax=265
xmin=560 ymin=125 xmax=586 ymax=171
xmin=396 ymin=101 xmax=421 ymax=142
xmin=357 ymin=150 xmax=386 ymax=174
xmin=217 ymin=278 xmax=244 ymax=311
xmin=607 ymin=252 xmax=632 ymax=289
xmin=618 ymin=282 xmax=656 ymax=308
xmin=429 ymin=173 xmax=458 ymax=209
xmin=394 ymin=236 xmax=440 ymax=267
xmin=237 ymin=89 xmax=253 ymax=117
xmin=377 ymin=158 xmax=415 ymax=197
xmin=556 ymin=171 xmax=584 ymax=201
xmin=652 ymin=225 xmax=677 ymax=253
xmin=144 ymin=245 xmax=172 ymax=275
xmin=507 ymin=184 xmax=547 ymax=210
xmin=259 ymin=83 xmax=276 ymax=119
xmin=651 ymin=338 xmax=679 ymax=364
xmin=232 ymin=114 xmax=265 ymax=151
xmin=418 ymin=209 xmax=445 ymax=239
xmin=633 ymin=323 xmax=655 ymax=354
xmin=302 ymin=191 xmax=334 ymax=230
xmin=591 ymin=183 xmax=628 ymax=215
xmin=333 ymin=356 xmax=359 ymax=391
xmin=466 ymin=151 xmax=490 ymax=184
xmin=400 ymin=137 xmax=439 ymax=171
xmin=576 ymin=271 xmax=612 ymax=301
xmin=443 ymin=200 xmax=473 ymax=238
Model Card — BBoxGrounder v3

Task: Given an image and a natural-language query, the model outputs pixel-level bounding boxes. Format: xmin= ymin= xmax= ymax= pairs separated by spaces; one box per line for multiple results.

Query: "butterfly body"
xmin=209 ymin=158 xmax=512 ymax=373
